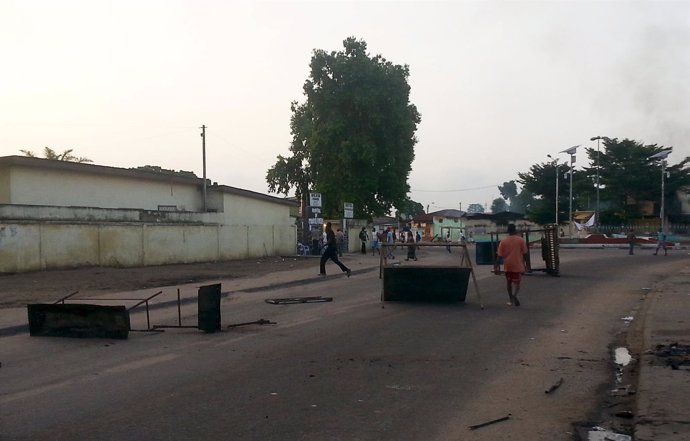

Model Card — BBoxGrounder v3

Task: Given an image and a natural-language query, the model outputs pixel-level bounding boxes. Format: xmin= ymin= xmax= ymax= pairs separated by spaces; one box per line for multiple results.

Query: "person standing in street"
xmin=627 ymin=229 xmax=636 ymax=255
xmin=371 ymin=228 xmax=380 ymax=256
xmin=320 ymin=222 xmax=351 ymax=277
xmin=496 ymin=223 xmax=528 ymax=307
xmin=359 ymin=227 xmax=368 ymax=254
xmin=654 ymin=229 xmax=668 ymax=256
xmin=335 ymin=228 xmax=345 ymax=257
xmin=405 ymin=233 xmax=417 ymax=261
xmin=385 ymin=227 xmax=396 ymax=259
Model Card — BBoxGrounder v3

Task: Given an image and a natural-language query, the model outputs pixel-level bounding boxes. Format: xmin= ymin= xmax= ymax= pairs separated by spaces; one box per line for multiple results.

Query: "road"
xmin=1 ymin=248 xmax=682 ymax=440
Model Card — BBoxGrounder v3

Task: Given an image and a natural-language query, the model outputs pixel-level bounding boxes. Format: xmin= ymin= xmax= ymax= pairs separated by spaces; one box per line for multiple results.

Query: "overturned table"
xmin=379 ymin=242 xmax=483 ymax=308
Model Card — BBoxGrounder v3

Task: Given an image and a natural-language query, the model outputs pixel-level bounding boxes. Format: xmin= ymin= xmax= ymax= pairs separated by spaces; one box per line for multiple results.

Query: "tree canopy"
xmin=516 ymin=138 xmax=690 ymax=224
xmin=581 ymin=138 xmax=690 ymax=223
xmin=490 ymin=198 xmax=508 ymax=213
xmin=266 ymin=37 xmax=421 ymax=219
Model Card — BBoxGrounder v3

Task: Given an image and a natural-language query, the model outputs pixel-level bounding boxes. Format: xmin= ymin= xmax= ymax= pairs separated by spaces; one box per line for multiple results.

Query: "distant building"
xmin=412 ymin=209 xmax=465 ymax=241
xmin=412 ymin=209 xmax=536 ymax=243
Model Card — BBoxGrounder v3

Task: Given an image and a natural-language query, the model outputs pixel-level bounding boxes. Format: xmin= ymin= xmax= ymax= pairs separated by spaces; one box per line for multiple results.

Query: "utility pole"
xmin=200 ymin=125 xmax=207 ymax=212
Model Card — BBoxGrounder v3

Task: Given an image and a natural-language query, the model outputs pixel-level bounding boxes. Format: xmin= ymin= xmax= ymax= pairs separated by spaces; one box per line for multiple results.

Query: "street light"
xmin=560 ymin=145 xmax=581 ymax=237
xmin=589 ymin=136 xmax=610 ymax=231
xmin=547 ymin=154 xmax=559 ymax=225
xmin=648 ymin=148 xmax=673 ymax=232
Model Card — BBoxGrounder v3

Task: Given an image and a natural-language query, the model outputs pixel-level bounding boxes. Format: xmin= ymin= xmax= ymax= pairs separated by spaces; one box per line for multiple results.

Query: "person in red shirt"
xmin=496 ymin=224 xmax=528 ymax=307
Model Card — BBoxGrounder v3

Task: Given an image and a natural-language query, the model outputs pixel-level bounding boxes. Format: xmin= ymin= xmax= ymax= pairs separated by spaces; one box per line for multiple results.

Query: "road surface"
xmin=1 ymin=248 xmax=681 ymax=440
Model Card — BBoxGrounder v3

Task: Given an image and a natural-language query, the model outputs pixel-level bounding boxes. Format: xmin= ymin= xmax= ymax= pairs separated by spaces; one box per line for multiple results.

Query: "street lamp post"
xmin=547 ymin=155 xmax=559 ymax=225
xmin=590 ymin=136 xmax=610 ymax=232
xmin=560 ymin=145 xmax=580 ymax=237
xmin=661 ymin=158 xmax=666 ymax=231
xmin=649 ymin=148 xmax=673 ymax=232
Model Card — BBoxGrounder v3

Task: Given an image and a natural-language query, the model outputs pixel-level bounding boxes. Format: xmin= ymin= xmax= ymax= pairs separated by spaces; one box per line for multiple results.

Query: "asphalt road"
xmin=1 ymin=248 xmax=683 ymax=441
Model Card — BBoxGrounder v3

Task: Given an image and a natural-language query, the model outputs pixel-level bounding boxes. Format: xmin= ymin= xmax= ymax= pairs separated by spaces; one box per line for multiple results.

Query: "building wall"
xmin=0 ymin=165 xmax=10 ymax=203
xmin=0 ymin=221 xmax=296 ymax=273
xmin=0 ymin=159 xmax=298 ymax=273
xmin=8 ymin=165 xmax=201 ymax=211
xmin=433 ymin=217 xmax=465 ymax=240
xmin=216 ymin=192 xmax=293 ymax=226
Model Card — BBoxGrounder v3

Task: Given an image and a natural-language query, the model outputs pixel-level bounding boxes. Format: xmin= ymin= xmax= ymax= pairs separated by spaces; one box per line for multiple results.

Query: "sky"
xmin=1 ymin=0 xmax=689 ymax=213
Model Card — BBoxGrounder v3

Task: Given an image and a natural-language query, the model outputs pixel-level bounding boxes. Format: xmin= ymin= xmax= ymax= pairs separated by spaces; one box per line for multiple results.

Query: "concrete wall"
xmin=0 ymin=165 xmax=10 ymax=203
xmin=8 ymin=165 xmax=202 ymax=211
xmin=216 ymin=192 xmax=294 ymax=226
xmin=0 ymin=222 xmax=296 ymax=273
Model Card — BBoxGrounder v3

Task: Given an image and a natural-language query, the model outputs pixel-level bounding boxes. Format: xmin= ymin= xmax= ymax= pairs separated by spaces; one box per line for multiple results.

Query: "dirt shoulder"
xmin=0 ymin=256 xmax=319 ymax=308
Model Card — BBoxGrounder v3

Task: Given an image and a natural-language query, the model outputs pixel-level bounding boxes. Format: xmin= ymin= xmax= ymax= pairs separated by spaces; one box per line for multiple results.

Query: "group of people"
xmin=317 ymin=221 xmax=529 ymax=309
xmin=627 ymin=228 xmax=670 ymax=256
xmin=317 ymin=222 xmax=673 ymax=311
xmin=370 ymin=227 xmax=422 ymax=260
xmin=316 ymin=224 xmax=424 ymax=275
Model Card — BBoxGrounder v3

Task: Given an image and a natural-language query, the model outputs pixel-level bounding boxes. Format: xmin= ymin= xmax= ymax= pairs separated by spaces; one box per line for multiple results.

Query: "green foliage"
xmin=517 ymin=160 xmax=576 ymax=224
xmin=467 ymin=203 xmax=485 ymax=214
xmin=490 ymin=198 xmax=508 ymax=213
xmin=514 ymin=138 xmax=690 ymax=224
xmin=509 ymin=189 xmax=534 ymax=215
xmin=20 ymin=147 xmax=92 ymax=163
xmin=581 ymin=138 xmax=690 ymax=222
xmin=266 ymin=37 xmax=421 ymax=219
xmin=498 ymin=181 xmax=517 ymax=200
xmin=397 ymin=198 xmax=425 ymax=217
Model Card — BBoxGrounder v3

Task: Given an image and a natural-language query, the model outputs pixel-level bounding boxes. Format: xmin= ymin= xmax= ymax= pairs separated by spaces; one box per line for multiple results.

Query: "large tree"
xmin=490 ymin=198 xmax=508 ymax=213
xmin=266 ymin=37 xmax=421 ymax=219
xmin=517 ymin=161 xmax=577 ymax=224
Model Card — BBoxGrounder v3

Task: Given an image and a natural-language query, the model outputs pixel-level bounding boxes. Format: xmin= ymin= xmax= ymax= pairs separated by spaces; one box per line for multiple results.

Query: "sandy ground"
xmin=0 ymin=256 xmax=319 ymax=308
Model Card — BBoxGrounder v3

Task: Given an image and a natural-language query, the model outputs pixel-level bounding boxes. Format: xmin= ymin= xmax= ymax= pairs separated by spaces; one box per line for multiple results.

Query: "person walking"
xmin=627 ymin=229 xmax=636 ymax=255
xmin=654 ymin=229 xmax=668 ymax=256
xmin=496 ymin=223 xmax=528 ymax=307
xmin=359 ymin=227 xmax=368 ymax=254
xmin=385 ymin=227 xmax=396 ymax=259
xmin=319 ymin=222 xmax=351 ymax=277
xmin=371 ymin=228 xmax=380 ymax=256
xmin=335 ymin=228 xmax=345 ymax=257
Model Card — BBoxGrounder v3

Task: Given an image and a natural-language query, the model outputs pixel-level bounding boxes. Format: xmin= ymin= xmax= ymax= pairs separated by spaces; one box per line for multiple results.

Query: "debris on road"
xmin=468 ymin=413 xmax=511 ymax=430
xmin=227 ymin=318 xmax=276 ymax=328
xmin=265 ymin=296 xmax=333 ymax=304
xmin=545 ymin=377 xmax=564 ymax=394
xmin=654 ymin=342 xmax=690 ymax=370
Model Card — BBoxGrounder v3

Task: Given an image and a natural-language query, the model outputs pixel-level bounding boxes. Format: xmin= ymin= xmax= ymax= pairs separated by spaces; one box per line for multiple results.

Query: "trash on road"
xmin=468 ymin=413 xmax=511 ymax=430
xmin=265 ymin=296 xmax=333 ymax=304
xmin=227 ymin=318 xmax=276 ymax=328
xmin=545 ymin=377 xmax=564 ymax=394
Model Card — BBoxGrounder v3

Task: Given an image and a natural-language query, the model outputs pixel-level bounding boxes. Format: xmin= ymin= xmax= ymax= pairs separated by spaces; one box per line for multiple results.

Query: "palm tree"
xmin=20 ymin=147 xmax=92 ymax=163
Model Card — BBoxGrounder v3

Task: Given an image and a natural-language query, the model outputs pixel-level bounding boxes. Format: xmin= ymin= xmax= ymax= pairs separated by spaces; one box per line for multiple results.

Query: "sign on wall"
xmin=344 ymin=202 xmax=354 ymax=219
xmin=309 ymin=193 xmax=322 ymax=207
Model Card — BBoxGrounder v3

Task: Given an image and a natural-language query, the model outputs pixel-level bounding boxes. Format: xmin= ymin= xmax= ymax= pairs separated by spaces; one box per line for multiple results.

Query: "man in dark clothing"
xmin=320 ymin=222 xmax=352 ymax=277
xmin=358 ymin=227 xmax=368 ymax=254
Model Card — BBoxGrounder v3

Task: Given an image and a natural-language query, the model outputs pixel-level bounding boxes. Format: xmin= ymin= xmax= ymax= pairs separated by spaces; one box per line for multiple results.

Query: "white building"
xmin=0 ymin=156 xmax=297 ymax=272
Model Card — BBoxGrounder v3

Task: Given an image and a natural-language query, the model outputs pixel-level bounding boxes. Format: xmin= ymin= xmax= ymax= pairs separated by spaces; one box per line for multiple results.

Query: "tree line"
xmin=497 ymin=139 xmax=690 ymax=225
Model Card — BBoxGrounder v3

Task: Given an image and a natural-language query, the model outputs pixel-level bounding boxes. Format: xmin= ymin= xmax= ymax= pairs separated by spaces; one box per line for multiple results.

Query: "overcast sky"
xmin=1 ymin=0 xmax=689 ymax=212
